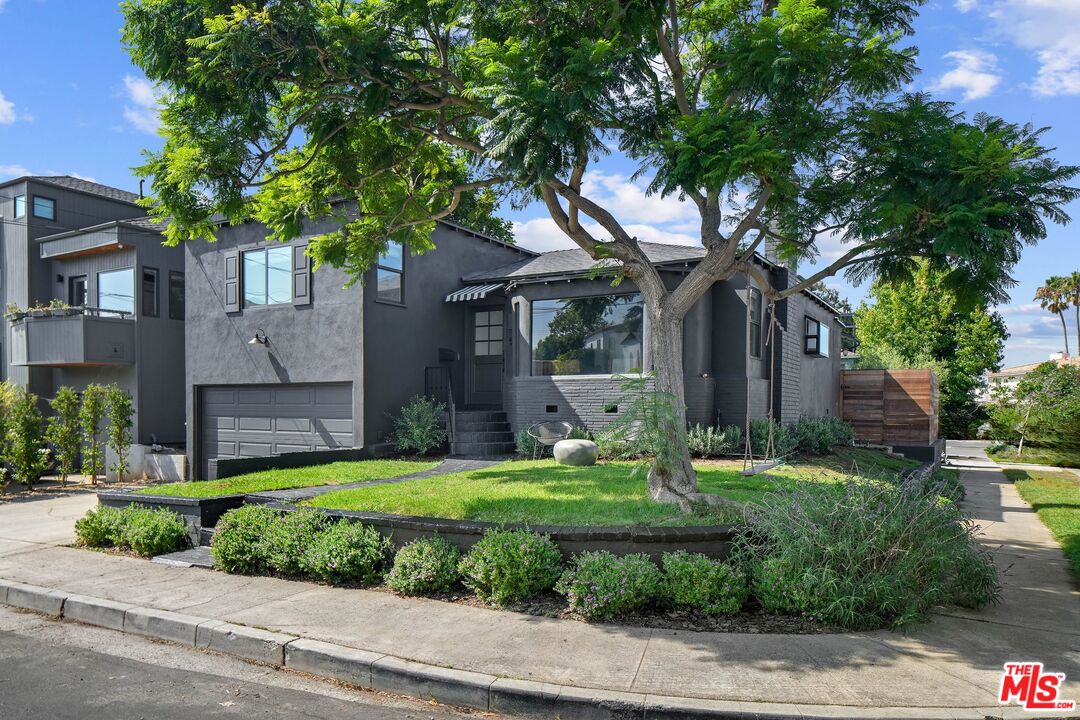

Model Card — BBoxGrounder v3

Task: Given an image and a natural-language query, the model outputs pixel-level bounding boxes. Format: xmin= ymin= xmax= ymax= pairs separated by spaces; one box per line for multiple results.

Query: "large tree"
xmin=123 ymin=0 xmax=1077 ymax=507
xmin=854 ymin=261 xmax=1007 ymax=438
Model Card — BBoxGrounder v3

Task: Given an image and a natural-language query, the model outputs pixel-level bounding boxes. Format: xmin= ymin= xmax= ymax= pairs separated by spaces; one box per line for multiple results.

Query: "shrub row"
xmin=75 ymin=504 xmax=188 ymax=557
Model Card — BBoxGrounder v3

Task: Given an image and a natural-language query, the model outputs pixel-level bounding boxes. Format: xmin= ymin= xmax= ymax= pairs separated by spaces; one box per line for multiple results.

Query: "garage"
xmin=198 ymin=383 xmax=355 ymax=479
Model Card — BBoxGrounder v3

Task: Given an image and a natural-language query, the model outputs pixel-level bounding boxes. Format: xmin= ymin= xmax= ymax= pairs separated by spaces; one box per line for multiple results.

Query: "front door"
xmin=69 ymin=275 xmax=87 ymax=307
xmin=468 ymin=307 xmax=504 ymax=408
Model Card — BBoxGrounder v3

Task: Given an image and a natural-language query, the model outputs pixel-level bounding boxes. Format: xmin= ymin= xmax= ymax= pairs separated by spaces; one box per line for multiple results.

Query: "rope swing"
xmin=741 ymin=284 xmax=780 ymax=476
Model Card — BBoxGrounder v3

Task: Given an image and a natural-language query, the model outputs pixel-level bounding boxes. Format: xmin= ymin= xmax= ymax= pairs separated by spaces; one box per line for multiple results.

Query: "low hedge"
xmin=75 ymin=504 xmax=188 ymax=558
xmin=459 ymin=528 xmax=563 ymax=605
xmin=386 ymin=536 xmax=461 ymax=595
xmin=557 ymin=551 xmax=661 ymax=620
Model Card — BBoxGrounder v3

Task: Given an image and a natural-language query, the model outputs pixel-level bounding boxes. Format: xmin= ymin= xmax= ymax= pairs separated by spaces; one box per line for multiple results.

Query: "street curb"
xmin=0 ymin=582 xmax=1024 ymax=720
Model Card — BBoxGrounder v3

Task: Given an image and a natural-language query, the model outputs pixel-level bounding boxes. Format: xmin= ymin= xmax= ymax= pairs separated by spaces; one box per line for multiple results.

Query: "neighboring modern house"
xmin=186 ymin=217 xmax=842 ymax=479
xmin=0 ymin=176 xmax=186 ymax=450
xmin=979 ymin=352 xmax=1080 ymax=402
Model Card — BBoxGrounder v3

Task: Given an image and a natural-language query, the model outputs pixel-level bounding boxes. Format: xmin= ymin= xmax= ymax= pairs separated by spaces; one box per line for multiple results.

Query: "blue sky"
xmin=1 ymin=0 xmax=1077 ymax=367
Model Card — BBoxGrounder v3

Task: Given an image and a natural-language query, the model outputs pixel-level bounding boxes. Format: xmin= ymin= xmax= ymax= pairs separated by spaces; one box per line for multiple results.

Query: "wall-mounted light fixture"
xmin=248 ymin=329 xmax=269 ymax=347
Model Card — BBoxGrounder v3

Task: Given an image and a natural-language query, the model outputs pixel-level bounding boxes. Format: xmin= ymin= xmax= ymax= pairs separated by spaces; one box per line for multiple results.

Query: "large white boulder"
xmin=553 ymin=439 xmax=599 ymax=466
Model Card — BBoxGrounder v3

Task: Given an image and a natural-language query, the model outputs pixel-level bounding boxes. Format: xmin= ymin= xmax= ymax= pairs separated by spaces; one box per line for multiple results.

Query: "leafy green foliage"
xmin=854 ymin=261 xmax=1007 ymax=438
xmin=686 ymin=424 xmax=743 ymax=458
xmin=386 ymin=536 xmax=462 ymax=595
xmin=736 ymin=476 xmax=999 ymax=629
xmin=661 ymin=551 xmax=748 ymax=615
xmin=459 ymin=529 xmax=563 ymax=605
xmin=790 ymin=417 xmax=855 ymax=455
xmin=601 ymin=373 xmax=683 ymax=479
xmin=301 ymin=521 xmax=392 ymax=585
xmin=748 ymin=418 xmax=797 ymax=458
xmin=557 ymin=551 xmax=661 ymax=621
xmin=79 ymin=384 xmax=107 ymax=483
xmin=2 ymin=388 xmax=49 ymax=490
xmin=987 ymin=361 xmax=1080 ymax=450
xmin=47 ymin=387 xmax=82 ymax=485
xmin=106 ymin=384 xmax=134 ymax=481
xmin=75 ymin=504 xmax=187 ymax=557
xmin=211 ymin=504 xmax=281 ymax=574
xmin=391 ymin=395 xmax=447 ymax=455
xmin=263 ymin=508 xmax=328 ymax=577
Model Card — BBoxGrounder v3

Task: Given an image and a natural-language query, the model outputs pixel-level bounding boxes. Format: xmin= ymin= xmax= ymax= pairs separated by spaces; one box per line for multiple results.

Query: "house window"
xmin=32 ymin=196 xmax=56 ymax=220
xmin=169 ymin=271 xmax=185 ymax=320
xmin=97 ymin=268 xmax=135 ymax=315
xmin=748 ymin=287 xmax=762 ymax=358
xmin=376 ymin=244 xmax=404 ymax=304
xmin=474 ymin=310 xmax=503 ymax=357
xmin=242 ymin=246 xmax=292 ymax=307
xmin=531 ymin=294 xmax=644 ymax=376
xmin=142 ymin=267 xmax=159 ymax=317
xmin=13 ymin=195 xmax=25 ymax=218
xmin=805 ymin=316 xmax=830 ymax=357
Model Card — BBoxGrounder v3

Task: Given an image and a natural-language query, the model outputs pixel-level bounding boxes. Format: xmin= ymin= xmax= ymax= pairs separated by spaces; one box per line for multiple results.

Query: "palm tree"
xmin=1035 ymin=276 xmax=1071 ymax=356
xmin=1069 ymin=271 xmax=1080 ymax=348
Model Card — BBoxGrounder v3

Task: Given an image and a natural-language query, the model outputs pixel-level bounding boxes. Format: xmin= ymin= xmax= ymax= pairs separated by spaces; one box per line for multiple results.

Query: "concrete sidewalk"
xmin=1 ymin=446 xmax=1078 ymax=719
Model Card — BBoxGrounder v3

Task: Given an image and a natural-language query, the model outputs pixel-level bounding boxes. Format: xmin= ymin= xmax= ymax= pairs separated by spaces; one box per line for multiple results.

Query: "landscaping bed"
xmin=1005 ymin=468 xmax=1080 ymax=577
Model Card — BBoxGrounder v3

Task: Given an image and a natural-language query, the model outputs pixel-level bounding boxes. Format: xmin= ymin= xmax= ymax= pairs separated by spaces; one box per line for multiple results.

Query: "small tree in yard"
xmin=46 ymin=387 xmax=82 ymax=487
xmin=106 ymin=384 xmax=135 ymax=482
xmin=79 ymin=384 xmax=107 ymax=485
xmin=3 ymin=389 xmax=50 ymax=491
xmin=0 ymin=381 xmax=21 ymax=489
xmin=123 ymin=0 xmax=1078 ymax=507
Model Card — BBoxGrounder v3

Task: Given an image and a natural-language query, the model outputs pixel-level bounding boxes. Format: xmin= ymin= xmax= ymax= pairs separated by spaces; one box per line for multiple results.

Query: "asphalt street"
xmin=0 ymin=605 xmax=499 ymax=720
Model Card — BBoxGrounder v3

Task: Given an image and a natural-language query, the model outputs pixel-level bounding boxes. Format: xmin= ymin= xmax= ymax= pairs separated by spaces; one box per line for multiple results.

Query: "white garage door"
xmin=198 ymin=383 xmax=354 ymax=478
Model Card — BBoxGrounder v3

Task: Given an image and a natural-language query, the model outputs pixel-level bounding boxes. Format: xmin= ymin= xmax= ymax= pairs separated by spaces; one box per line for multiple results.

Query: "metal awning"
xmin=444 ymin=283 xmax=505 ymax=303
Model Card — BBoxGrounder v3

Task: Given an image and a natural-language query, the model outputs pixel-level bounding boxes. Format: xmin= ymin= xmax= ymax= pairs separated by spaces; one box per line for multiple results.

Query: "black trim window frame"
xmin=169 ymin=270 xmax=185 ymax=320
xmin=32 ymin=195 xmax=56 ymax=221
xmin=141 ymin=266 xmax=160 ymax=318
xmin=374 ymin=244 xmax=405 ymax=305
xmin=241 ymin=245 xmax=292 ymax=307
xmin=805 ymin=316 xmax=823 ymax=355
xmin=69 ymin=275 xmax=88 ymax=307
xmin=13 ymin=195 xmax=25 ymax=218
xmin=748 ymin=287 xmax=763 ymax=359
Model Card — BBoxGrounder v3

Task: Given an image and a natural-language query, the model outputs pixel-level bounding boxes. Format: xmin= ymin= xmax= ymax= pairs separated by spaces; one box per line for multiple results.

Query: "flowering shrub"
xmin=557 ymin=551 xmax=661 ymax=621
xmin=736 ymin=476 xmax=999 ymax=629
xmin=75 ymin=504 xmax=187 ymax=558
xmin=661 ymin=551 xmax=747 ymax=614
xmin=211 ymin=504 xmax=280 ymax=574
xmin=459 ymin=529 xmax=563 ymax=605
xmin=386 ymin=536 xmax=461 ymax=595
xmin=301 ymin=521 xmax=392 ymax=585
xmin=263 ymin=508 xmax=328 ymax=576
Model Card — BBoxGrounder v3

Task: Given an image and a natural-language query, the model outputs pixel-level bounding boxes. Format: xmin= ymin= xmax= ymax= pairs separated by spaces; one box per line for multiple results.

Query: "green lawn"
xmin=136 ymin=459 xmax=441 ymax=498
xmin=306 ymin=449 xmax=918 ymax=527
xmin=988 ymin=444 xmax=1080 ymax=469
xmin=1005 ymin=468 xmax=1080 ymax=577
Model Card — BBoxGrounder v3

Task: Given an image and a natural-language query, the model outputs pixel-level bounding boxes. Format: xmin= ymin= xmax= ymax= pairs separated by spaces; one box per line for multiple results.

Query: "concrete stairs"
xmin=450 ymin=410 xmax=516 ymax=457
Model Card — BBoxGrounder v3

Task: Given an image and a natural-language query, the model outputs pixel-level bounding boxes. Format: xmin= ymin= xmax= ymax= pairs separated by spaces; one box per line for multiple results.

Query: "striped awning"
xmin=444 ymin=283 xmax=505 ymax=303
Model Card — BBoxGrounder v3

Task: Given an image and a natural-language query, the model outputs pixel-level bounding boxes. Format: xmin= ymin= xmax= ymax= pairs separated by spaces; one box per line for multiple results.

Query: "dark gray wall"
xmin=361 ymin=224 xmax=531 ymax=445
xmin=184 ymin=218 xmax=365 ymax=472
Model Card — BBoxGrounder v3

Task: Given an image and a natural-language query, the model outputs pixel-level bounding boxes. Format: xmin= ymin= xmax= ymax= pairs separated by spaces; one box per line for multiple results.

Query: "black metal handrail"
xmin=424 ymin=366 xmax=456 ymax=443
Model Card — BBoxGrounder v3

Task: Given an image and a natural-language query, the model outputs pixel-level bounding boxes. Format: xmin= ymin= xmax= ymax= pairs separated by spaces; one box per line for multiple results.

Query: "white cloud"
xmin=0 ymin=164 xmax=30 ymax=180
xmin=929 ymin=50 xmax=1001 ymax=101
xmin=512 ymin=216 xmax=701 ymax=254
xmin=995 ymin=301 xmax=1043 ymax=316
xmin=122 ymin=75 xmax=163 ymax=134
xmin=967 ymin=0 xmax=1080 ymax=97
xmin=954 ymin=0 xmax=978 ymax=11
xmin=0 ymin=90 xmax=16 ymax=125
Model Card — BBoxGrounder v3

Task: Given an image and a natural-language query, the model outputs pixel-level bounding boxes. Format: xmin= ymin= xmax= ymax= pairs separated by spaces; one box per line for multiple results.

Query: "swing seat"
xmin=740 ymin=461 xmax=779 ymax=476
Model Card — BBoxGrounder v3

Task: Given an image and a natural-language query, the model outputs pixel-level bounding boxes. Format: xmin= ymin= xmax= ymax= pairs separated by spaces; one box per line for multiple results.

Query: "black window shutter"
xmin=292 ymin=244 xmax=311 ymax=306
xmin=224 ymin=249 xmax=241 ymax=313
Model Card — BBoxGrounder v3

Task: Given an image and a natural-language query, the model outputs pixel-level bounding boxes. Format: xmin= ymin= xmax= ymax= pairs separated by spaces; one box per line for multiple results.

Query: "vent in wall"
xmin=546 ymin=405 xmax=558 ymax=413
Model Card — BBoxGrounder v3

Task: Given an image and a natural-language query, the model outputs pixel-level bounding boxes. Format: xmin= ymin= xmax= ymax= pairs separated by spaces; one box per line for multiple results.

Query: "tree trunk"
xmin=1075 ymin=305 xmax=1078 ymax=357
xmin=1060 ymin=312 xmax=1071 ymax=357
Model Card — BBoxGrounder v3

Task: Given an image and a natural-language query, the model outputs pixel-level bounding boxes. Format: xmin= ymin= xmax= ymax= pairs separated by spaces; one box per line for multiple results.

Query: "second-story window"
xmin=242 ymin=246 xmax=291 ymax=307
xmin=376 ymin=244 xmax=404 ymax=304
xmin=13 ymin=195 xmax=25 ymax=218
xmin=142 ymin=267 xmax=159 ymax=317
xmin=169 ymin=271 xmax=185 ymax=320
xmin=98 ymin=268 xmax=135 ymax=315
xmin=33 ymin=196 xmax=56 ymax=220
xmin=748 ymin=287 xmax=763 ymax=358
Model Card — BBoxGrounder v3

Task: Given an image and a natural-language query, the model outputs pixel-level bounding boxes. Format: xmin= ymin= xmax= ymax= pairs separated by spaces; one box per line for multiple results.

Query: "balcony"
xmin=8 ymin=308 xmax=135 ymax=367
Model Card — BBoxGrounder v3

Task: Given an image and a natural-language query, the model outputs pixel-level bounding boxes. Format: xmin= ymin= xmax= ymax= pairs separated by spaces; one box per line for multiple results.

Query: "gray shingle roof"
xmin=29 ymin=176 xmax=142 ymax=204
xmin=463 ymin=241 xmax=706 ymax=282
xmin=120 ymin=216 xmax=168 ymax=233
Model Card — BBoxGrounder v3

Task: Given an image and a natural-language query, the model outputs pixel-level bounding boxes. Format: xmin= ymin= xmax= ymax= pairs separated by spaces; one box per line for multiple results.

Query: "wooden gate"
xmin=840 ymin=369 xmax=938 ymax=445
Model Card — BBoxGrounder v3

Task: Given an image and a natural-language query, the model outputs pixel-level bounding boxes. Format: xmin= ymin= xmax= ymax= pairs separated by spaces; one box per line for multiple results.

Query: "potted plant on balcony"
xmin=4 ymin=304 xmax=26 ymax=322
xmin=48 ymin=299 xmax=77 ymax=317
xmin=28 ymin=302 xmax=50 ymax=319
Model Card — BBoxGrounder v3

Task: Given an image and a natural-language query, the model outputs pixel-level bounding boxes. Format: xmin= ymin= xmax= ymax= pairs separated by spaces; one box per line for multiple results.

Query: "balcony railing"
xmin=8 ymin=307 xmax=135 ymax=367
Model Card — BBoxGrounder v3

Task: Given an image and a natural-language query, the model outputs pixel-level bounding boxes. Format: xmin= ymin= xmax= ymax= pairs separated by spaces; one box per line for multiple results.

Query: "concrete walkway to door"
xmin=0 ymin=443 xmax=1078 ymax=718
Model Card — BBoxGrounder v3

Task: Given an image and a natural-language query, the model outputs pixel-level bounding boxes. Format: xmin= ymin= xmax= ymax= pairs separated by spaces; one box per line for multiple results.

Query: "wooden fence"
xmin=840 ymin=369 xmax=939 ymax=446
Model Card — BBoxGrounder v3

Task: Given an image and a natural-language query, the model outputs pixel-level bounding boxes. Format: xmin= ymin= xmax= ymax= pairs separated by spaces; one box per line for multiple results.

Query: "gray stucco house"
xmin=0 ymin=176 xmax=186 ymax=450
xmin=186 ymin=216 xmax=841 ymax=479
